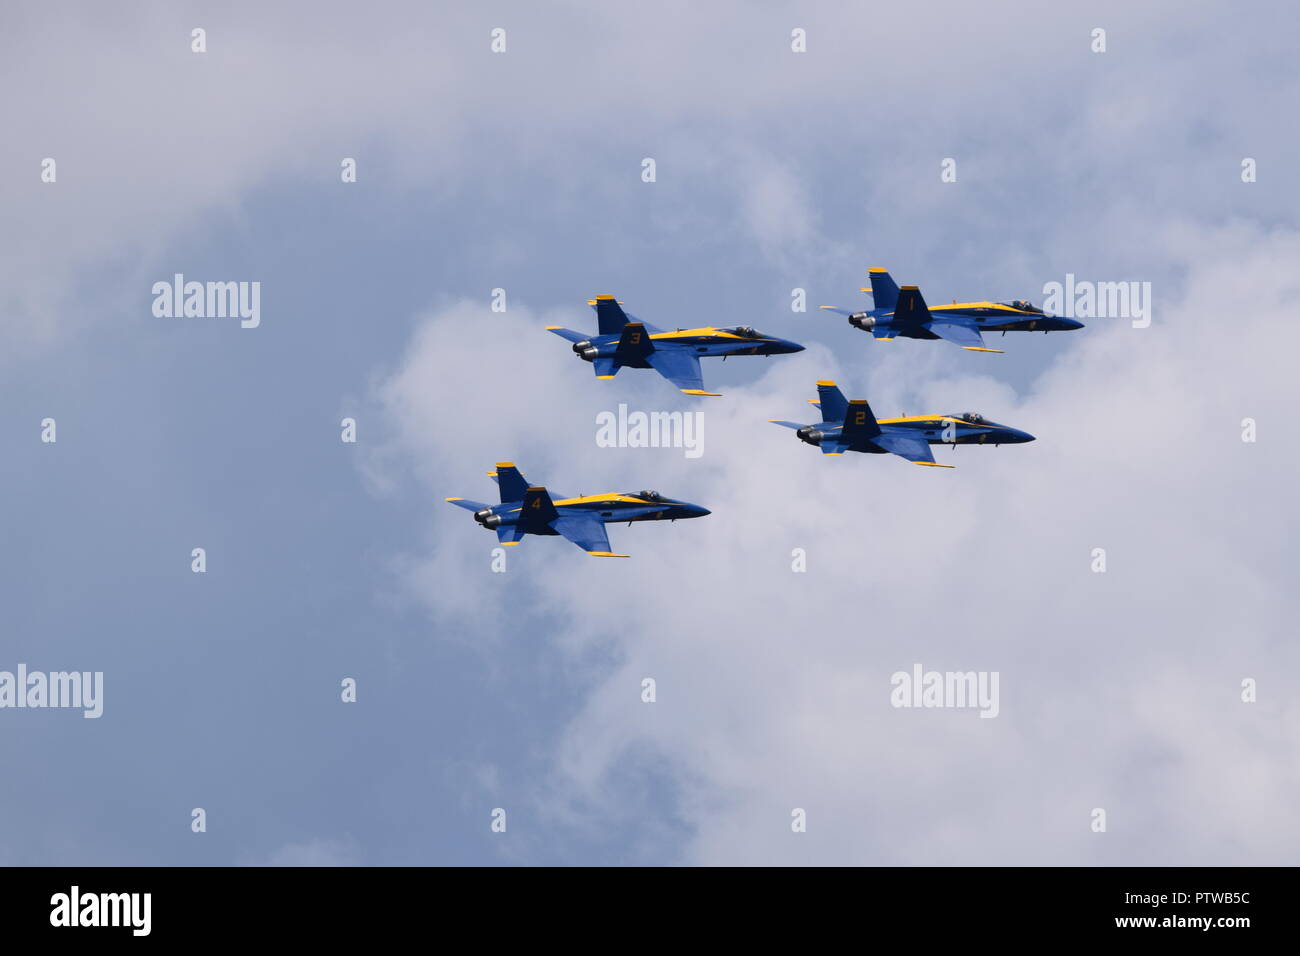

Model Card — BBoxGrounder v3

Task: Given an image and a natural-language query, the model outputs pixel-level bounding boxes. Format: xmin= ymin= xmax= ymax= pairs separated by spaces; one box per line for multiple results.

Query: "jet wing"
xmin=927 ymin=321 xmax=1004 ymax=353
xmin=551 ymin=515 xmax=628 ymax=557
xmin=646 ymin=349 xmax=720 ymax=396
xmin=871 ymin=433 xmax=954 ymax=468
xmin=820 ymin=439 xmax=850 ymax=455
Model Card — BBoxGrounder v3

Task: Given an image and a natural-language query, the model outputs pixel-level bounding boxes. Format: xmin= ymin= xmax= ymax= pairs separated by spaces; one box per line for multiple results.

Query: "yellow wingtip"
xmin=915 ymin=461 xmax=955 ymax=469
xmin=680 ymin=389 xmax=722 ymax=397
xmin=868 ymin=267 xmax=888 ymax=273
xmin=962 ymin=346 xmax=1005 ymax=353
xmin=500 ymin=541 xmax=521 ymax=546
xmin=815 ymin=380 xmax=837 ymax=386
xmin=588 ymin=551 xmax=630 ymax=558
xmin=817 ymin=305 xmax=839 ymax=311
xmin=545 ymin=325 xmax=562 ymax=330
xmin=445 ymin=497 xmax=462 ymax=502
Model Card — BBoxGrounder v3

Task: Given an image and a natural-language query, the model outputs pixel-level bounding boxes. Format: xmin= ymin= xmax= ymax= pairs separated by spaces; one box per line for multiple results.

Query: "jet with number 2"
xmin=446 ymin=462 xmax=710 ymax=557
xmin=769 ymin=381 xmax=1035 ymax=468
xmin=546 ymin=295 xmax=804 ymax=396
xmin=819 ymin=268 xmax=1084 ymax=353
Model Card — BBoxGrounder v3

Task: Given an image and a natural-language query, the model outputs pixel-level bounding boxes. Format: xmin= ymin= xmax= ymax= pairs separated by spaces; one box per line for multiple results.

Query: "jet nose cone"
xmin=781 ymin=339 xmax=805 ymax=353
xmin=1014 ymin=429 xmax=1036 ymax=443
xmin=687 ymin=503 xmax=711 ymax=517
xmin=1063 ymin=318 xmax=1085 ymax=331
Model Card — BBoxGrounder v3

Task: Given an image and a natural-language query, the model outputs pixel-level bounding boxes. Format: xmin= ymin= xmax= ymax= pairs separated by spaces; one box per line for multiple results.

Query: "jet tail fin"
xmin=815 ymin=381 xmax=848 ymax=422
xmin=867 ymin=268 xmax=901 ymax=312
xmin=841 ymin=399 xmax=883 ymax=439
xmin=615 ymin=321 xmax=654 ymax=361
xmin=893 ymin=286 xmax=932 ymax=326
xmin=489 ymin=462 xmax=530 ymax=503
xmin=520 ymin=486 xmax=559 ymax=527
xmin=588 ymin=295 xmax=630 ymax=336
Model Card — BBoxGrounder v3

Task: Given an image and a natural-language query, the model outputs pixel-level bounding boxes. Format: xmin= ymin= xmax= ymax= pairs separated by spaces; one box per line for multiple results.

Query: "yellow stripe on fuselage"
xmin=524 ymin=493 xmax=656 ymax=508
xmin=876 ymin=415 xmax=979 ymax=427
xmin=883 ymin=302 xmax=1035 ymax=316
xmin=649 ymin=327 xmax=768 ymax=341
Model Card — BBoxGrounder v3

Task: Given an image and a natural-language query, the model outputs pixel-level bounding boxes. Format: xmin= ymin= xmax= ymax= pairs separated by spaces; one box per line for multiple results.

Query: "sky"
xmin=2 ymin=0 xmax=1298 ymax=865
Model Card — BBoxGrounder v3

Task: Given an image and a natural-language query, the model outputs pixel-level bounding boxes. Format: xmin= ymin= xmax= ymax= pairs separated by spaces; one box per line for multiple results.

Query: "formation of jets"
xmin=449 ymin=269 xmax=1083 ymax=556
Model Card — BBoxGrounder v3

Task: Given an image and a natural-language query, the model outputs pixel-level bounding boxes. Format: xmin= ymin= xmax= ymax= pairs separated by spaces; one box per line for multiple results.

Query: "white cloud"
xmin=373 ymin=224 xmax=1300 ymax=864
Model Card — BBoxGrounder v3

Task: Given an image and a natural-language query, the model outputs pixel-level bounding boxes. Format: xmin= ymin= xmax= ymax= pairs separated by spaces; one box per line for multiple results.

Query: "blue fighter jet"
xmin=819 ymin=268 xmax=1084 ymax=353
xmin=547 ymin=294 xmax=804 ymax=396
xmin=446 ymin=462 xmax=710 ymax=557
xmin=769 ymin=381 xmax=1035 ymax=467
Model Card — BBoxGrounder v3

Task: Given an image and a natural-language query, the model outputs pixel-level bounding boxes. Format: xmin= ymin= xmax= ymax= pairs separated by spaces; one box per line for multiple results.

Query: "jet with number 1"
xmin=446 ymin=462 xmax=710 ymax=558
xmin=819 ymin=268 xmax=1084 ymax=353
xmin=547 ymin=294 xmax=804 ymax=396
xmin=769 ymin=381 xmax=1035 ymax=467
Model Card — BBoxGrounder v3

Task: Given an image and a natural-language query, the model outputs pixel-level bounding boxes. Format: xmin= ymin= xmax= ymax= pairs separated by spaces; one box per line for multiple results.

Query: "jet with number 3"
xmin=769 ymin=381 xmax=1035 ymax=467
xmin=819 ymin=268 xmax=1083 ymax=353
xmin=446 ymin=462 xmax=710 ymax=557
xmin=547 ymin=295 xmax=804 ymax=396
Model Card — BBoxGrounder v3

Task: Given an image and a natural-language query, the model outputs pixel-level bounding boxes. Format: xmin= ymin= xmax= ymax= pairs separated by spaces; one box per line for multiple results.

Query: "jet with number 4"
xmin=819 ymin=268 xmax=1084 ymax=353
xmin=446 ymin=462 xmax=710 ymax=557
xmin=769 ymin=381 xmax=1035 ymax=467
xmin=546 ymin=294 xmax=804 ymax=396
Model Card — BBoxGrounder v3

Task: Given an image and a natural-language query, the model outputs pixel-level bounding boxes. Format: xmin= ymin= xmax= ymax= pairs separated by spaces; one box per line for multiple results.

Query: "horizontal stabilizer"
xmin=445 ymin=497 xmax=490 ymax=512
xmin=545 ymin=326 xmax=587 ymax=344
xmin=768 ymin=419 xmax=804 ymax=430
